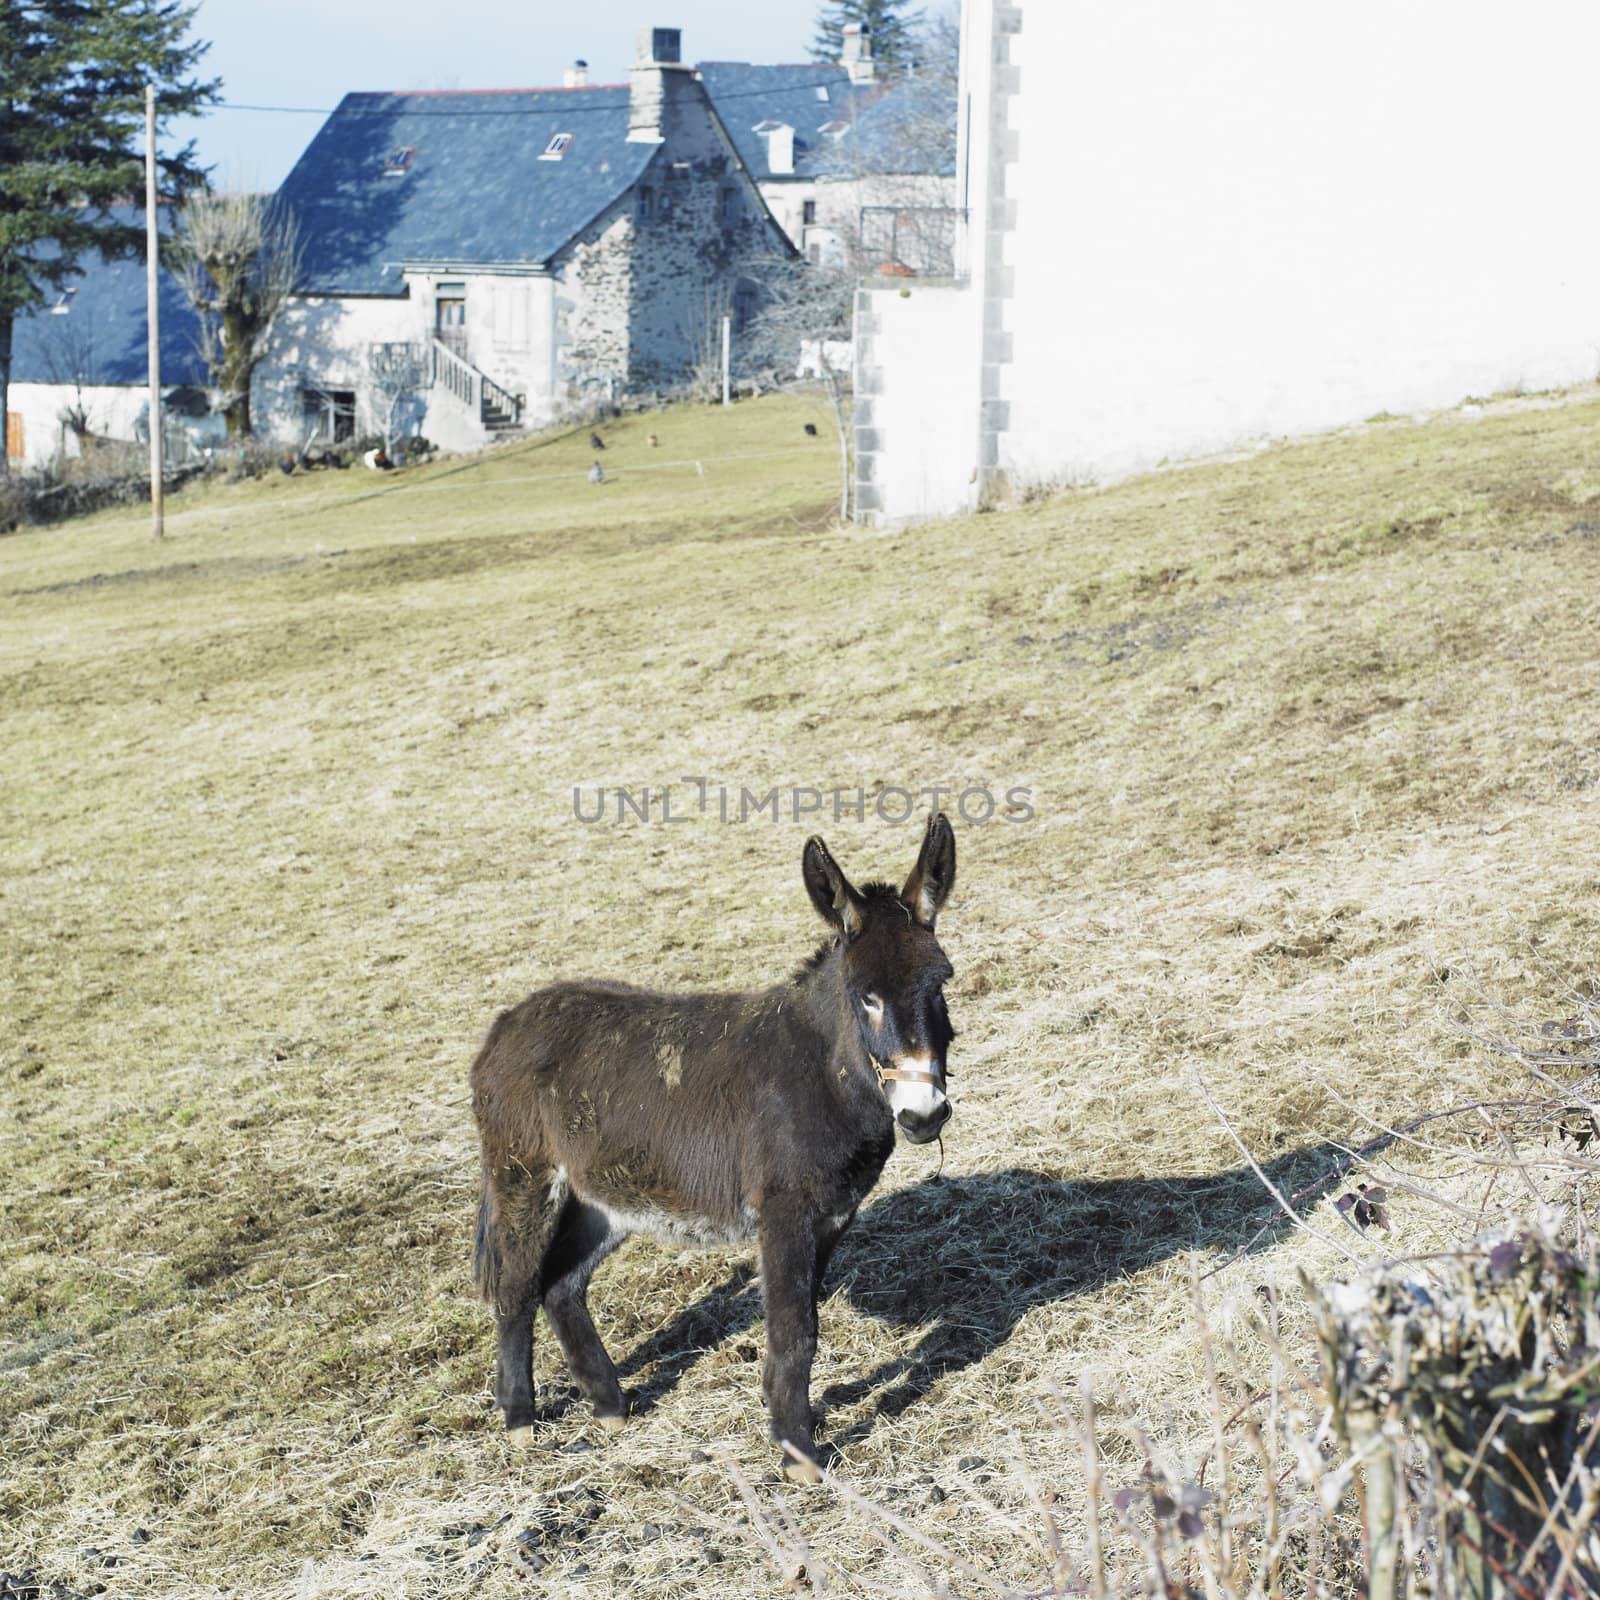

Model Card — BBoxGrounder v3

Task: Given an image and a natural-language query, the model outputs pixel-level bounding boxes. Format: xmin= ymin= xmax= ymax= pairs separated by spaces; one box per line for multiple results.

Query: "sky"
xmin=166 ymin=0 xmax=817 ymax=192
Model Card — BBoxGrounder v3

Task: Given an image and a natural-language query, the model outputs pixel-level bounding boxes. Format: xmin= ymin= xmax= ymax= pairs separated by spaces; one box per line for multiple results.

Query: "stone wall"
xmin=553 ymin=73 xmax=793 ymax=396
xmin=557 ymin=210 xmax=633 ymax=403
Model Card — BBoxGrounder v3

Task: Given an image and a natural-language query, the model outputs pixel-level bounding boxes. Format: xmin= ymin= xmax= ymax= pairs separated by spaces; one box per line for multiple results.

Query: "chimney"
xmin=562 ymin=59 xmax=589 ymax=88
xmin=764 ymin=123 xmax=794 ymax=176
xmin=628 ymin=26 xmax=690 ymax=144
xmin=841 ymin=22 xmax=875 ymax=84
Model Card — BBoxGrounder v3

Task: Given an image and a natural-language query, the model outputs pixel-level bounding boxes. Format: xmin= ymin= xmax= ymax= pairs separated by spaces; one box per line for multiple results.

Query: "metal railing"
xmin=430 ymin=336 xmax=477 ymax=410
xmin=481 ymin=371 xmax=522 ymax=423
xmin=427 ymin=337 xmax=523 ymax=428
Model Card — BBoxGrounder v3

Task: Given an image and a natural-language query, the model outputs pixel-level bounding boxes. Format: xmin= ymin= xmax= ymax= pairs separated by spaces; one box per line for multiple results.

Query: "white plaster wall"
xmin=255 ymin=274 xmax=562 ymax=453
xmin=868 ymin=0 xmax=1600 ymax=521
xmin=256 ymin=294 xmax=421 ymax=445
xmin=758 ymin=179 xmax=819 ymax=252
xmin=1001 ymin=1 xmax=1600 ymax=488
xmin=517 ymin=275 xmax=560 ymax=424
xmin=8 ymin=383 xmax=143 ymax=469
xmin=857 ymin=282 xmax=980 ymax=519
xmin=408 ymin=270 xmax=553 ymax=407
xmin=762 ymin=174 xmax=957 ymax=268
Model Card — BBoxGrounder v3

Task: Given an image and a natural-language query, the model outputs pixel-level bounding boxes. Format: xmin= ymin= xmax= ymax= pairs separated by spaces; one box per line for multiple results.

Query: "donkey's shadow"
xmin=610 ymin=1141 xmax=1348 ymax=1444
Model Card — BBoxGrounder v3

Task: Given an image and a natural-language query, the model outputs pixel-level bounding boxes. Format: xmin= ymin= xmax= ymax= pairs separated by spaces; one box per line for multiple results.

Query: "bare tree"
xmin=742 ymin=256 xmax=858 ymax=521
xmin=177 ymin=193 xmax=301 ymax=440
xmin=674 ymin=281 xmax=735 ymax=404
xmin=31 ymin=298 xmax=107 ymax=447
xmin=811 ymin=9 xmax=960 ymax=275
xmin=366 ymin=342 xmax=429 ymax=454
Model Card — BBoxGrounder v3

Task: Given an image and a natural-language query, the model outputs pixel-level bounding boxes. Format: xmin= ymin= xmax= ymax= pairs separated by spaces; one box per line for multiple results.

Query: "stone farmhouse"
xmin=7 ymin=27 xmax=960 ymax=471
xmin=258 ymin=23 xmax=958 ymax=454
xmin=260 ymin=28 xmax=793 ymax=453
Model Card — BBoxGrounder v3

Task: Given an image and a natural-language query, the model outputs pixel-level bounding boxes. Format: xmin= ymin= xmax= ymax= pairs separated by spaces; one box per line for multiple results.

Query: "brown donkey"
xmin=470 ymin=815 xmax=958 ymax=1479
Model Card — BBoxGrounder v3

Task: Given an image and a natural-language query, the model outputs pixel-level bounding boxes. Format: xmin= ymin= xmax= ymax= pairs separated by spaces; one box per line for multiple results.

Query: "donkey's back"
xmin=472 ymin=976 xmax=792 ymax=1245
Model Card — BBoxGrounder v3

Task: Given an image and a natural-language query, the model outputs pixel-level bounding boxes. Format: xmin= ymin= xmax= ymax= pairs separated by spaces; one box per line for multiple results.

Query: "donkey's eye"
xmin=861 ymin=993 xmax=883 ymax=1022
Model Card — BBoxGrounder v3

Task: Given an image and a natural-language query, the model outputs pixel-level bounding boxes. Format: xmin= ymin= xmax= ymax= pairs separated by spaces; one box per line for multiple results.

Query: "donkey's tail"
xmin=472 ymin=1174 xmax=500 ymax=1307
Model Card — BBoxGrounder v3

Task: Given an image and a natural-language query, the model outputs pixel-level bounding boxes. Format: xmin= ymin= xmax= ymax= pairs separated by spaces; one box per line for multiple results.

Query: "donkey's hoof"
xmin=782 ymin=1455 xmax=823 ymax=1485
xmin=596 ymin=1411 xmax=627 ymax=1436
xmin=506 ymin=1424 xmax=540 ymax=1451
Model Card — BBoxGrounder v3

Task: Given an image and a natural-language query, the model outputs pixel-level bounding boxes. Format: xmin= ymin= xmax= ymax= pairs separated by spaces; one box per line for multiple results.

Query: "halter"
xmin=869 ymin=1053 xmax=949 ymax=1178
xmin=869 ymin=1055 xmax=944 ymax=1093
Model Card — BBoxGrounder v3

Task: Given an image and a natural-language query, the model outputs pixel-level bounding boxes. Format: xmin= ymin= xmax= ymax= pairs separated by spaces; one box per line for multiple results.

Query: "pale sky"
xmin=167 ymin=0 xmax=818 ymax=191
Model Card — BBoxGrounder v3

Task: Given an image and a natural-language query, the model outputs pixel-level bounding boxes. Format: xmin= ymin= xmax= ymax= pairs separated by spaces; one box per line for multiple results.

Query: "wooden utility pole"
xmin=145 ymin=84 xmax=164 ymax=540
xmin=720 ymin=313 xmax=731 ymax=407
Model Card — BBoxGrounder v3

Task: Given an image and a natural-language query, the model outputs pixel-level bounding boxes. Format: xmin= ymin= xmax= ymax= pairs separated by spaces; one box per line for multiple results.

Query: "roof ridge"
xmin=699 ymin=60 xmax=848 ymax=71
xmin=362 ymin=84 xmax=629 ymax=99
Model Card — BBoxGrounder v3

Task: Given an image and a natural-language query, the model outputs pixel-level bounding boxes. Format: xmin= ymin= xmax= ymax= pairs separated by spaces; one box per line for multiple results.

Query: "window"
xmin=732 ymin=281 xmax=758 ymax=334
xmin=637 ymin=185 xmax=655 ymax=221
xmin=435 ymin=283 xmax=467 ymax=357
xmin=752 ymin=119 xmax=783 ymax=134
xmin=802 ymin=199 xmax=817 ymax=226
xmin=540 ymin=132 xmax=573 ymax=160
xmin=50 ymin=288 xmax=78 ymax=315
xmin=815 ymin=85 xmax=830 ymax=102
xmin=301 ymin=389 xmax=355 ymax=443
xmin=818 ymin=119 xmax=849 ymax=139
xmin=719 ymin=186 xmax=739 ymax=229
xmin=383 ymin=146 xmax=415 ymax=176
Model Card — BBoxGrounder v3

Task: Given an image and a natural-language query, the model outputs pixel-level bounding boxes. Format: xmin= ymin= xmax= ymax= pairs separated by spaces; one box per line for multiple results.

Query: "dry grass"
xmin=4 ymin=388 xmax=1600 ymax=1597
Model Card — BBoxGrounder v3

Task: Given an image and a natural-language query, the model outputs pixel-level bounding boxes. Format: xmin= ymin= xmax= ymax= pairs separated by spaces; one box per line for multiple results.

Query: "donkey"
xmin=470 ymin=814 xmax=958 ymax=1480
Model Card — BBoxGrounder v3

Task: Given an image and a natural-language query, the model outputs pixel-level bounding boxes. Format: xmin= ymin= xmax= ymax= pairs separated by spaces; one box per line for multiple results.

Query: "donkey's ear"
xmin=902 ymin=812 xmax=956 ymax=929
xmin=803 ymin=836 xmax=865 ymax=940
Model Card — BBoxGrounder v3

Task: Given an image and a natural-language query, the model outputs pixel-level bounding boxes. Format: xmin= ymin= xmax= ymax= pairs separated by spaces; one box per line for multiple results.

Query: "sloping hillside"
xmin=3 ymin=391 xmax=1598 ymax=1597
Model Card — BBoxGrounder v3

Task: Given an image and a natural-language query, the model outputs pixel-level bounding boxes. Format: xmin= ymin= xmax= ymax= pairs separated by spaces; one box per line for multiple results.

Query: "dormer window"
xmin=818 ymin=119 xmax=850 ymax=139
xmin=752 ymin=119 xmax=783 ymax=134
xmin=383 ymin=146 xmax=415 ymax=176
xmin=540 ymin=132 xmax=573 ymax=160
xmin=50 ymin=288 xmax=78 ymax=315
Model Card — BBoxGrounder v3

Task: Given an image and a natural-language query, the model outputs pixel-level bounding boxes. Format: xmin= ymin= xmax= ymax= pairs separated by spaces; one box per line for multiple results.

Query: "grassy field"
xmin=3 ymin=389 xmax=1599 ymax=1598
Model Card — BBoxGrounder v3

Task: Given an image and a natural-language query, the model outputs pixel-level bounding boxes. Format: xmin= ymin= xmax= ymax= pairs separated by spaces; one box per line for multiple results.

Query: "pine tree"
xmin=810 ymin=0 xmax=927 ymax=79
xmin=0 ymin=0 xmax=217 ymax=474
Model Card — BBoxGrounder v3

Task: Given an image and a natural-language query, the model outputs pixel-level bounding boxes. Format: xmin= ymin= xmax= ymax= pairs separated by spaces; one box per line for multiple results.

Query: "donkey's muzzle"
xmin=896 ymin=1100 xmax=951 ymax=1144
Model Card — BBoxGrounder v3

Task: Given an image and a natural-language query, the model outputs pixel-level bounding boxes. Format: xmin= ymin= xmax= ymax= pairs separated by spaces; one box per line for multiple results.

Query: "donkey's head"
xmin=802 ymin=814 xmax=958 ymax=1145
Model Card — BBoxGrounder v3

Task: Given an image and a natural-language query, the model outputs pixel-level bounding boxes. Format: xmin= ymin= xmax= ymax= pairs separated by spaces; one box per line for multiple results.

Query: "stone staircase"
xmin=429 ymin=338 xmax=524 ymax=435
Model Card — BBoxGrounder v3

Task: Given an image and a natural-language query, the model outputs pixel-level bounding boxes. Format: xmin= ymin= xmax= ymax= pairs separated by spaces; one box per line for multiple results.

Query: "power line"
xmin=208 ymin=75 xmax=866 ymax=119
xmin=213 ymin=102 xmax=333 ymax=114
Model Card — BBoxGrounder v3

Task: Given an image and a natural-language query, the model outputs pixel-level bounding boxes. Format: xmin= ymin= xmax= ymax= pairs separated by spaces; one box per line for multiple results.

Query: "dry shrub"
xmin=715 ymin=978 xmax=1600 ymax=1599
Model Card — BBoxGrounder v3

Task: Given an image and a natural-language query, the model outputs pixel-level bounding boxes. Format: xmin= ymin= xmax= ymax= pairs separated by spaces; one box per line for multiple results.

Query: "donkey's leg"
xmin=539 ymin=1199 xmax=629 ymax=1431
xmin=758 ymin=1205 xmax=822 ymax=1481
xmin=477 ymin=1165 xmax=566 ymax=1435
xmin=814 ymin=1206 xmax=856 ymax=1293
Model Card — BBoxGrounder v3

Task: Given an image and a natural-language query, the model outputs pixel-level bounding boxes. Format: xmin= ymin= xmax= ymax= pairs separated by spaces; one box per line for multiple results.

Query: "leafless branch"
xmin=176 ymin=192 xmax=302 ymax=440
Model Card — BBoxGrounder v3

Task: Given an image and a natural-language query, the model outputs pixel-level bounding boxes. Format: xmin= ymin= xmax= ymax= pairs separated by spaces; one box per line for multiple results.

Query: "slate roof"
xmin=277 ymin=87 xmax=658 ymax=296
xmin=696 ymin=63 xmax=953 ymax=182
xmin=695 ymin=63 xmax=866 ymax=181
xmin=809 ymin=74 xmax=957 ymax=178
xmin=10 ymin=207 xmax=206 ymax=387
